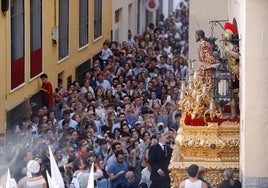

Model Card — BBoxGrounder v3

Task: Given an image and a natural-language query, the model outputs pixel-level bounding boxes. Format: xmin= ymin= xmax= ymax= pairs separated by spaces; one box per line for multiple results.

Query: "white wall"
xmin=162 ymin=0 xmax=169 ymax=18
xmin=189 ymin=0 xmax=228 ymax=63
xmin=112 ymin=0 xmax=137 ymax=42
xmin=239 ymin=0 xmax=268 ymax=181
xmin=173 ymin=0 xmax=181 ymax=10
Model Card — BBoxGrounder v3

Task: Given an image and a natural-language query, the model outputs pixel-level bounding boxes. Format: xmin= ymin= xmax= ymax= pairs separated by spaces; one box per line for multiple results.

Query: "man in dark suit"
xmin=148 ymin=132 xmax=172 ymax=188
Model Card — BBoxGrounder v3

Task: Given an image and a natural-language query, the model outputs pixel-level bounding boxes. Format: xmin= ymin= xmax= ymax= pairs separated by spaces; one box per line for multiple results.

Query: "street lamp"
xmin=213 ymin=58 xmax=232 ymax=108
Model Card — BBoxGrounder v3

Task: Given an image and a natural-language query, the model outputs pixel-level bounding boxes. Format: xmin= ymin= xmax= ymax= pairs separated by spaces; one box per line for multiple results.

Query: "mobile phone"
xmin=167 ymin=95 xmax=171 ymax=102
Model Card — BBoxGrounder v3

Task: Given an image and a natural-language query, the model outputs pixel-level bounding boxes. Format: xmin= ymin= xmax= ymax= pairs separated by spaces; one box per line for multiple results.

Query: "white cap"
xmin=135 ymin=121 xmax=143 ymax=125
xmin=27 ymin=160 xmax=40 ymax=177
xmin=157 ymin=122 xmax=164 ymax=127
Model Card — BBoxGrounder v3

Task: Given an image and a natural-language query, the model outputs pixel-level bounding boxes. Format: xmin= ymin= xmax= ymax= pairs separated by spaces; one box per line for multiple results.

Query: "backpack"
xmin=70 ymin=172 xmax=83 ymax=188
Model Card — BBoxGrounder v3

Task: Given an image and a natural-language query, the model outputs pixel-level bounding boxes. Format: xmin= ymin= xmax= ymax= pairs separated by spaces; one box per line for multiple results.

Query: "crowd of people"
xmin=1 ymin=2 xmax=189 ymax=187
xmin=0 ymin=1 xmax=241 ymax=188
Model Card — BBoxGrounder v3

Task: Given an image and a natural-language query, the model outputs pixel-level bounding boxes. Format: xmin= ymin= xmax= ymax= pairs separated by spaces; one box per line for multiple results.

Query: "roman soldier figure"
xmin=222 ymin=22 xmax=240 ymax=118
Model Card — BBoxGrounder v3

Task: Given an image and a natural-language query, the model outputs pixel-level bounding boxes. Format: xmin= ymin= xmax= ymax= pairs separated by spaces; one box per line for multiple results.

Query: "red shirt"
xmin=41 ymin=81 xmax=54 ymax=108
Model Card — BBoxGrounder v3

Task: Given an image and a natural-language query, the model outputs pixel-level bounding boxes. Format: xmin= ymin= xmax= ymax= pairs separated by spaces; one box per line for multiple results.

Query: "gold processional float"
xmin=168 ymin=64 xmax=240 ymax=187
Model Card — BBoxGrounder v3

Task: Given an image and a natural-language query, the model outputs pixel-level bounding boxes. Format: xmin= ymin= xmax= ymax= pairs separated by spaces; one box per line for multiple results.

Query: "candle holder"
xmin=178 ymin=62 xmax=223 ymax=120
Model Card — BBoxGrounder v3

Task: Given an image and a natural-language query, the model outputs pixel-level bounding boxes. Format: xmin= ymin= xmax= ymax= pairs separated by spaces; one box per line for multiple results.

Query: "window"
xmin=58 ymin=0 xmax=69 ymax=60
xmin=115 ymin=9 xmax=120 ymax=23
xmin=6 ymin=99 xmax=28 ymax=135
xmin=94 ymin=0 xmax=102 ymax=39
xmin=30 ymin=0 xmax=42 ymax=78
xmin=76 ymin=59 xmax=90 ymax=86
xmin=11 ymin=0 xmax=25 ymax=90
xmin=79 ymin=0 xmax=88 ymax=47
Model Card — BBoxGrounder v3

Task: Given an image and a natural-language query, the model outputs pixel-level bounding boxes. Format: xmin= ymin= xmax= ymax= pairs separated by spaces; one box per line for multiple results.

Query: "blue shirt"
xmin=110 ymin=161 xmax=128 ymax=188
xmin=126 ymin=114 xmax=136 ymax=128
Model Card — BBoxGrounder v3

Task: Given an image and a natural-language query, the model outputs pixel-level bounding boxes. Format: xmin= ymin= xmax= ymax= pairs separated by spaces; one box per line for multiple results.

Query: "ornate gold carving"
xmin=169 ymin=113 xmax=240 ymax=188
xmin=179 ymin=69 xmax=223 ymax=120
xmin=173 ymin=55 xmax=240 ymax=187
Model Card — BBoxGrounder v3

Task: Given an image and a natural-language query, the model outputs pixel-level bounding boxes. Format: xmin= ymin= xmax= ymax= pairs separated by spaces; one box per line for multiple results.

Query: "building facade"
xmin=112 ymin=0 xmax=177 ymax=43
xmin=0 ymin=0 xmax=112 ymax=133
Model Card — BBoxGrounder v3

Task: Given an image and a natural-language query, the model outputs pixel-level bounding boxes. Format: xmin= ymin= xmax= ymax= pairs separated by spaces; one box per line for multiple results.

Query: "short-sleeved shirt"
xmin=109 ymin=161 xmax=128 ymax=188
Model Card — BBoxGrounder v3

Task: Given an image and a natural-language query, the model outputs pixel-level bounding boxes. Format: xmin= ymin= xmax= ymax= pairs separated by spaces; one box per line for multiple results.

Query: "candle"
xmin=180 ymin=91 xmax=185 ymax=100
xmin=193 ymin=71 xmax=198 ymax=80
xmin=188 ymin=82 xmax=193 ymax=90
xmin=181 ymin=81 xmax=186 ymax=90
xmin=218 ymin=81 xmax=223 ymax=95
xmin=196 ymin=93 xmax=201 ymax=103
xmin=209 ymin=99 xmax=215 ymax=111
xmin=191 ymin=61 xmax=194 ymax=69
xmin=192 ymin=89 xmax=196 ymax=98
xmin=188 ymin=75 xmax=193 ymax=82
xmin=188 ymin=61 xmax=192 ymax=71
xmin=223 ymin=80 xmax=227 ymax=95
xmin=202 ymin=84 xmax=206 ymax=93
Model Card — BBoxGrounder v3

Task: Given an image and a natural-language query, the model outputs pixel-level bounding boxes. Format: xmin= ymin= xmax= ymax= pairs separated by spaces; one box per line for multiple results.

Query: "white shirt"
xmin=163 ymin=46 xmax=172 ymax=55
xmin=94 ymin=120 xmax=103 ymax=137
xmin=180 ymin=65 xmax=188 ymax=80
xmin=80 ymin=86 xmax=95 ymax=96
xmin=140 ymin=167 xmax=152 ymax=187
xmin=106 ymin=154 xmax=116 ymax=173
xmin=57 ymin=119 xmax=78 ymax=129
xmin=96 ymin=79 xmax=111 ymax=92
xmin=185 ymin=179 xmax=202 ymax=188
xmin=101 ymin=48 xmax=113 ymax=60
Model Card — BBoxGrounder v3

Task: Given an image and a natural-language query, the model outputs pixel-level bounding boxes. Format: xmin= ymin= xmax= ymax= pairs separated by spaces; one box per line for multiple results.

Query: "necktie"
xmin=163 ymin=145 xmax=167 ymax=156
